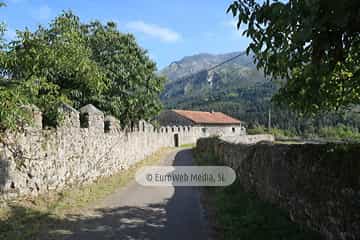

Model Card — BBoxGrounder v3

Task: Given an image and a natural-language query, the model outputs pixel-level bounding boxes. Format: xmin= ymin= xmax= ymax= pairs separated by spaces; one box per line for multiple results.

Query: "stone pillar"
xmin=104 ymin=115 xmax=121 ymax=133
xmin=146 ymin=122 xmax=154 ymax=132
xmin=21 ymin=105 xmax=42 ymax=129
xmin=138 ymin=120 xmax=145 ymax=132
xmin=57 ymin=103 xmax=80 ymax=128
xmin=160 ymin=127 xmax=165 ymax=134
xmin=79 ymin=104 xmax=104 ymax=132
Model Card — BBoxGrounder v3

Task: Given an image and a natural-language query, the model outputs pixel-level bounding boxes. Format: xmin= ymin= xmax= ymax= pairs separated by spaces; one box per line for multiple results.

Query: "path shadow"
xmin=0 ymin=149 xmax=208 ymax=240
xmin=0 ymin=203 xmax=167 ymax=240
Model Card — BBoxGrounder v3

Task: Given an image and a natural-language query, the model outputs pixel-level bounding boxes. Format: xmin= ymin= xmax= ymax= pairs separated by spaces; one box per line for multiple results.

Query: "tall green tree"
xmin=0 ymin=11 xmax=164 ymax=129
xmin=83 ymin=21 xmax=165 ymax=125
xmin=6 ymin=12 xmax=106 ymax=108
xmin=0 ymin=2 xmax=33 ymax=131
xmin=228 ymin=0 xmax=360 ymax=113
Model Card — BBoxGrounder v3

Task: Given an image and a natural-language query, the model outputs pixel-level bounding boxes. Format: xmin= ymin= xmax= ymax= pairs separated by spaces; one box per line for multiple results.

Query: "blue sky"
xmin=2 ymin=0 xmax=250 ymax=69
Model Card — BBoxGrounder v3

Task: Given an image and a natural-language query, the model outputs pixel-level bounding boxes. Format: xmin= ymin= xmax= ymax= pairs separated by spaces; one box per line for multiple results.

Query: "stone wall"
xmin=0 ymin=104 xmax=204 ymax=200
xmin=220 ymin=134 xmax=274 ymax=144
xmin=195 ymin=137 xmax=360 ymax=240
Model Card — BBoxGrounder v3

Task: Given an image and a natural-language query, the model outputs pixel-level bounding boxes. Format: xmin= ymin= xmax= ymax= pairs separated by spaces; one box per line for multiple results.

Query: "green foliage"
xmin=0 ymin=76 xmax=70 ymax=130
xmin=318 ymin=124 xmax=360 ymax=140
xmin=212 ymin=180 xmax=322 ymax=240
xmin=228 ymin=0 xmax=360 ymax=113
xmin=0 ymin=85 xmax=30 ymax=131
xmin=247 ymin=126 xmax=297 ymax=139
xmin=6 ymin=12 xmax=106 ymax=110
xmin=83 ymin=21 xmax=165 ymax=125
xmin=0 ymin=11 xmax=163 ymax=130
xmin=247 ymin=124 xmax=360 ymax=141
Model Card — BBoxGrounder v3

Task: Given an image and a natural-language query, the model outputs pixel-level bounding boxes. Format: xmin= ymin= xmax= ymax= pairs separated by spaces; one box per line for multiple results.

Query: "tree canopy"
xmin=228 ymin=0 xmax=360 ymax=114
xmin=83 ymin=20 xmax=164 ymax=124
xmin=0 ymin=11 xmax=164 ymax=130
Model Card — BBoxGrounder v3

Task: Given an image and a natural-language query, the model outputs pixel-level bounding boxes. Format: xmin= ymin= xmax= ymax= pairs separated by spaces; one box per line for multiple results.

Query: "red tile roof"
xmin=173 ymin=110 xmax=241 ymax=125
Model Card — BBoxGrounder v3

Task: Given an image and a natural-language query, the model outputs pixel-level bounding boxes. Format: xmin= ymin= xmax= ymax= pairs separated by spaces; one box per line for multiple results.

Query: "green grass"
xmin=248 ymin=124 xmax=360 ymax=142
xmin=0 ymin=147 xmax=174 ymax=239
xmin=211 ymin=181 xmax=322 ymax=240
xmin=179 ymin=143 xmax=196 ymax=148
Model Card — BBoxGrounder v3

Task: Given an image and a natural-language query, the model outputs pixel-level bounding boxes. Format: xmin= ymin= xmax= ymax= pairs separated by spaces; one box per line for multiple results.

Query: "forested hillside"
xmin=160 ymin=52 xmax=360 ymax=137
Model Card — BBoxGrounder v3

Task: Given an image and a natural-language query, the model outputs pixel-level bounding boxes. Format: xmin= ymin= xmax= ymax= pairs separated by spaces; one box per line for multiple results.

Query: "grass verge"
xmin=179 ymin=143 xmax=196 ymax=148
xmin=0 ymin=147 xmax=174 ymax=239
xmin=204 ymin=181 xmax=322 ymax=240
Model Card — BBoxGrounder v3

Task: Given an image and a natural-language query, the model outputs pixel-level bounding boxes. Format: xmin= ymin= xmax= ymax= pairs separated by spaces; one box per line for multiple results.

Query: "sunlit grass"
xmin=180 ymin=143 xmax=196 ymax=148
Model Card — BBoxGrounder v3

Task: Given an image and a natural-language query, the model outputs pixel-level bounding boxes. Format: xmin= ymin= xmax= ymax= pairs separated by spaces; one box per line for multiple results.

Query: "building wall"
xmin=198 ymin=124 xmax=246 ymax=137
xmin=0 ymin=105 xmax=204 ymax=201
xmin=157 ymin=110 xmax=246 ymax=137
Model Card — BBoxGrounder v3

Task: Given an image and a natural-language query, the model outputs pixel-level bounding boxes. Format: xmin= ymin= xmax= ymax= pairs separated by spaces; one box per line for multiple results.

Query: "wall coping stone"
xmin=104 ymin=115 xmax=119 ymax=123
xmin=80 ymin=104 xmax=103 ymax=115
xmin=59 ymin=103 xmax=79 ymax=114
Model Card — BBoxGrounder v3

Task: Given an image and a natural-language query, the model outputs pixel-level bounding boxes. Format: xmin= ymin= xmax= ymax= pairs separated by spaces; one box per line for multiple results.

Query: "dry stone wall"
xmin=196 ymin=137 xmax=360 ymax=240
xmin=0 ymin=104 xmax=204 ymax=200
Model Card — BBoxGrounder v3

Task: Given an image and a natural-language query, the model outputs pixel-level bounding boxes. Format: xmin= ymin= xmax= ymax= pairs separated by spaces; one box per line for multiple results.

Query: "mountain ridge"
xmin=158 ymin=50 xmax=276 ymax=127
xmin=159 ymin=51 xmax=360 ymax=134
xmin=159 ymin=51 xmax=256 ymax=83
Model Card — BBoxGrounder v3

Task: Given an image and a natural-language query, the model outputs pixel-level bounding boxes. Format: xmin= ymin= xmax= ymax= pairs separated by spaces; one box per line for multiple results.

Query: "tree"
xmin=2 ymin=12 xmax=107 ymax=126
xmin=83 ymin=21 xmax=165 ymax=125
xmin=0 ymin=1 xmax=34 ymax=131
xmin=0 ymin=11 xmax=164 ymax=129
xmin=6 ymin=13 xmax=106 ymax=106
xmin=228 ymin=0 xmax=360 ymax=113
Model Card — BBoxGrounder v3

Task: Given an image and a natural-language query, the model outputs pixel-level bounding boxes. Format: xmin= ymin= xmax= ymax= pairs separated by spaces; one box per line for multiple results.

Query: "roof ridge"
xmin=173 ymin=109 xmax=216 ymax=113
xmin=172 ymin=109 xmax=240 ymax=124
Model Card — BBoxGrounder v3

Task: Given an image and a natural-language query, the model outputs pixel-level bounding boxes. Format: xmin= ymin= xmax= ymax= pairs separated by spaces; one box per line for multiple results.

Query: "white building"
xmin=157 ymin=109 xmax=246 ymax=137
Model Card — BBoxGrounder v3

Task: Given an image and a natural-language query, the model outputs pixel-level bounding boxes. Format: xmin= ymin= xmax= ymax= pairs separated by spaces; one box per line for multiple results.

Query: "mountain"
xmin=159 ymin=51 xmax=278 ymax=127
xmin=159 ymin=51 xmax=360 ymax=133
xmin=161 ymin=52 xmax=253 ymax=82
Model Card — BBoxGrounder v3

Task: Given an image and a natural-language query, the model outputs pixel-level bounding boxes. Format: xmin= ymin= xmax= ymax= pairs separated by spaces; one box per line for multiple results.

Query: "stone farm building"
xmin=158 ymin=109 xmax=246 ymax=137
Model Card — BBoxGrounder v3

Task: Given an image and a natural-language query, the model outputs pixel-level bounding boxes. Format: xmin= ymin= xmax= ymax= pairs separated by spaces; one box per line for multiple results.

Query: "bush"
xmin=318 ymin=124 xmax=360 ymax=140
xmin=247 ymin=125 xmax=297 ymax=139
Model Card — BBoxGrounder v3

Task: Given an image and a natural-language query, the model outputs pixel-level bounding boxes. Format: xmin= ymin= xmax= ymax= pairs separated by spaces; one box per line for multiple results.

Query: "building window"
xmin=202 ymin=128 xmax=207 ymax=134
xmin=232 ymin=127 xmax=235 ymax=133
